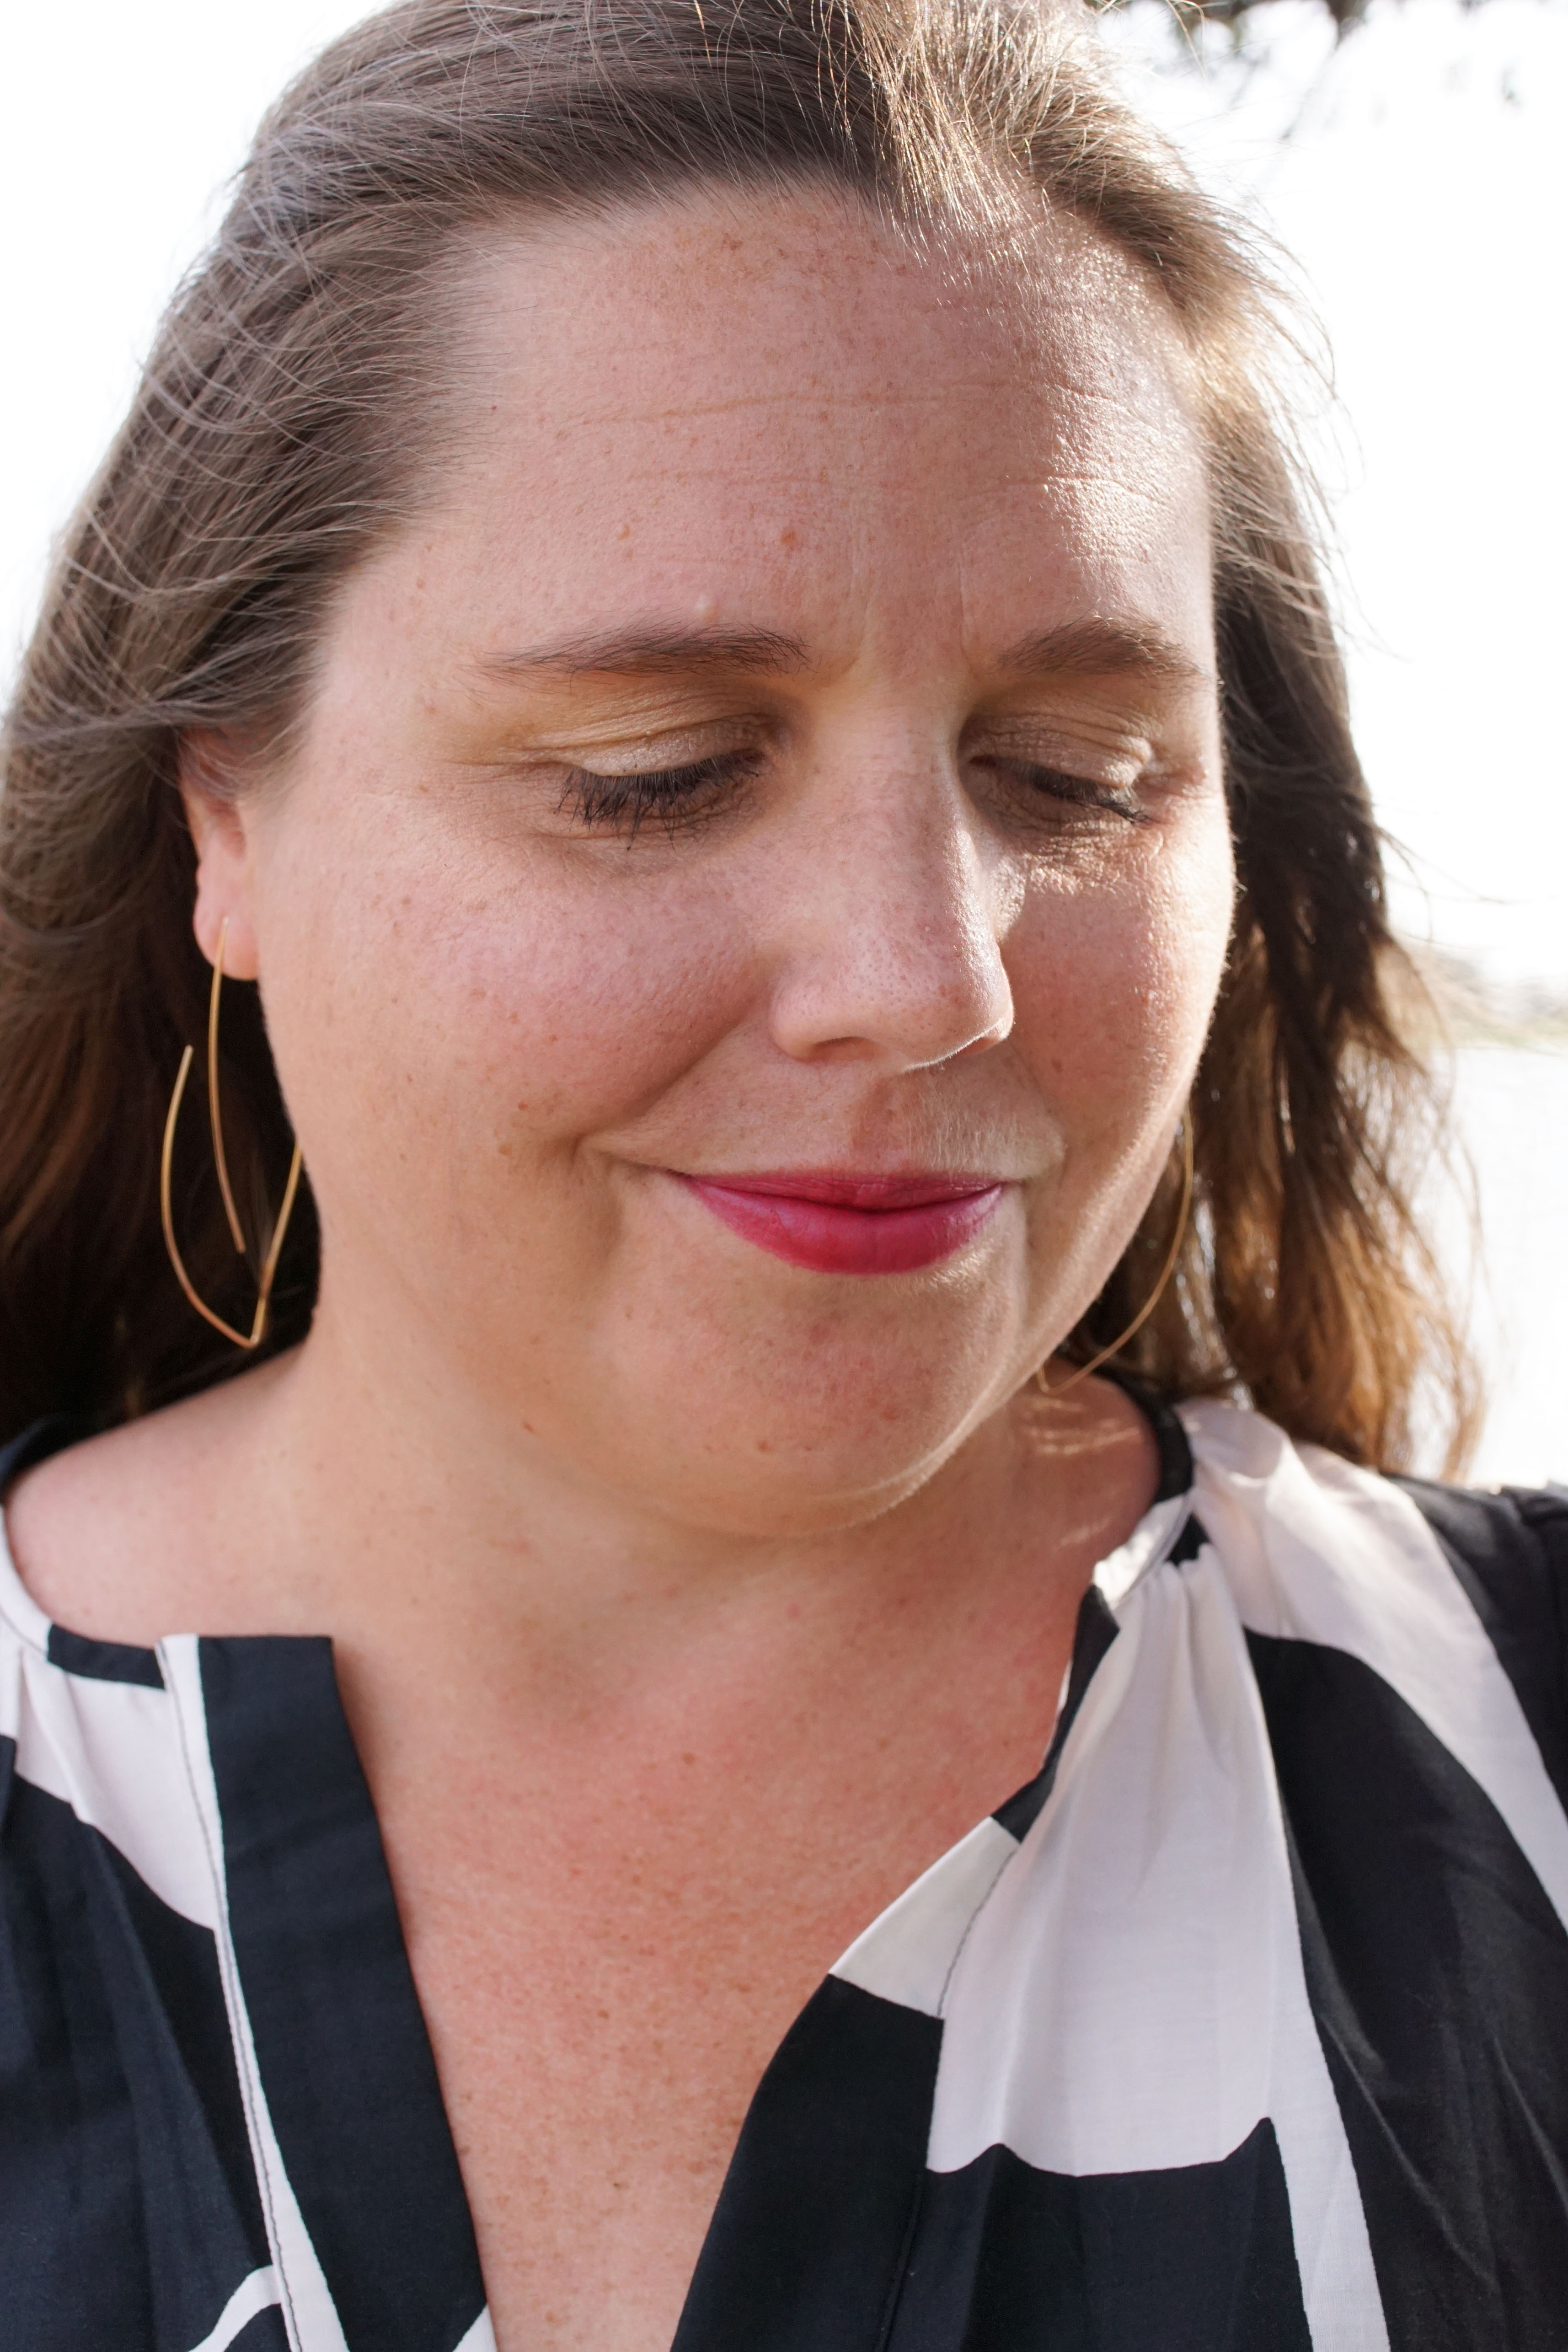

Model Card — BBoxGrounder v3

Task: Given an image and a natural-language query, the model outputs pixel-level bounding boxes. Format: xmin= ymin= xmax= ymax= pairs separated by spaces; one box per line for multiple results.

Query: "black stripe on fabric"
xmin=1248 ymin=1630 xmax=1568 ymax=2352
xmin=1396 ymin=1476 xmax=1568 ymax=1812
xmin=884 ymin=2119 xmax=1310 ymax=2352
xmin=993 ymin=1583 xmax=1119 ymax=1842
xmin=46 ymin=1623 xmax=164 ymax=1688
xmin=1143 ymin=1392 xmax=1195 ymax=1504
xmin=0 ymin=1738 xmax=269 ymax=2351
xmin=1103 ymin=1379 xmax=1193 ymax=1504
xmin=225 ymin=2307 xmax=291 ymax=2352
xmin=1167 ymin=1511 xmax=1209 ymax=1567
xmin=200 ymin=1638 xmax=486 ymax=2352
xmin=672 ymin=1977 xmax=942 ymax=2352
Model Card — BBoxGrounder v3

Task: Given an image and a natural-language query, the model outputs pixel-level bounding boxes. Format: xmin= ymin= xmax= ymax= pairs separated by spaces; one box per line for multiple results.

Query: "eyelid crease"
xmin=971 ymin=725 xmax=1156 ymax=780
xmin=483 ymin=722 xmax=772 ymax=777
xmin=972 ymin=753 xmax=1155 ymax=827
xmin=974 ymin=693 xmax=1172 ymax=748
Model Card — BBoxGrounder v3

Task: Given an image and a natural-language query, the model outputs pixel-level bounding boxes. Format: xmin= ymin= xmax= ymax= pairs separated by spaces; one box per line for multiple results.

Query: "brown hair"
xmin=0 ymin=0 xmax=1476 ymax=1469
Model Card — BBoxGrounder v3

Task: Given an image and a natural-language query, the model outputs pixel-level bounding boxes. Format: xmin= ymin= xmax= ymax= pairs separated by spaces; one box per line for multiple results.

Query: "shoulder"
xmin=1175 ymin=1397 xmax=1568 ymax=1803
xmin=1175 ymin=1391 xmax=1568 ymax=1603
xmin=1176 ymin=1394 xmax=1567 ymax=1597
xmin=1393 ymin=1469 xmax=1568 ymax=1597
xmin=1393 ymin=1472 xmax=1568 ymax=1806
xmin=1 ymin=1412 xmax=188 ymax=1645
xmin=0 ymin=1366 xmax=287 ymax=1646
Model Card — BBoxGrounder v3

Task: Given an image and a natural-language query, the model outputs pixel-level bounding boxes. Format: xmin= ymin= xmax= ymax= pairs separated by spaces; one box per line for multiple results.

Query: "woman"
xmin=0 ymin=2 xmax=1562 ymax=2347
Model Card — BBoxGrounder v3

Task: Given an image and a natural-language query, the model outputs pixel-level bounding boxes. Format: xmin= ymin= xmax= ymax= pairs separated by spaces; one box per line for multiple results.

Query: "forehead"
xmin=405 ymin=184 xmax=1211 ymax=666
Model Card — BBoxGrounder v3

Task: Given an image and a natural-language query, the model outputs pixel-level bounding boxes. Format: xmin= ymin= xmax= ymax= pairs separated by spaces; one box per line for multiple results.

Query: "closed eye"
xmin=972 ymin=755 xmax=1151 ymax=828
xmin=559 ymin=748 xmax=764 ymax=835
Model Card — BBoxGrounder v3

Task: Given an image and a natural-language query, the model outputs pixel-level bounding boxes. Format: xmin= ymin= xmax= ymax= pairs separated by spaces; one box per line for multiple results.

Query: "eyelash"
xmin=990 ymin=761 xmax=1151 ymax=827
xmin=558 ymin=749 xmax=1150 ymax=833
xmin=560 ymin=750 xmax=760 ymax=834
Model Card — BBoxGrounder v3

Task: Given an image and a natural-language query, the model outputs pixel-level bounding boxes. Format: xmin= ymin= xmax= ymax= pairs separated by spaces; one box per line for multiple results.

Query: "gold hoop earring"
xmin=1036 ymin=1116 xmax=1195 ymax=1400
xmin=160 ymin=917 xmax=303 ymax=1351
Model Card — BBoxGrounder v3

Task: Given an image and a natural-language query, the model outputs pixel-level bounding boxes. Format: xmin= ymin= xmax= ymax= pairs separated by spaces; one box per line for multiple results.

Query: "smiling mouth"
xmin=676 ymin=1168 xmax=1007 ymax=1275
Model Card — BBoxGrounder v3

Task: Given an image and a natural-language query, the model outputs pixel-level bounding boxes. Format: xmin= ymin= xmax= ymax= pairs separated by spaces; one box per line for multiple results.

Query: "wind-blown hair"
xmin=0 ymin=0 xmax=1476 ymax=1468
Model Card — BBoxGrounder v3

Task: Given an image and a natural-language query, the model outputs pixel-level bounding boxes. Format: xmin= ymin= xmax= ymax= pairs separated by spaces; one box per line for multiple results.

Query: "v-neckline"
xmin=0 ymin=1398 xmax=1195 ymax=2347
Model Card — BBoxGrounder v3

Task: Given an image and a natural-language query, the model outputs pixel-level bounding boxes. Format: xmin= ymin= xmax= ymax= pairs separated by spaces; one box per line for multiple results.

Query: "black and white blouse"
xmin=2 ymin=1400 xmax=1565 ymax=2352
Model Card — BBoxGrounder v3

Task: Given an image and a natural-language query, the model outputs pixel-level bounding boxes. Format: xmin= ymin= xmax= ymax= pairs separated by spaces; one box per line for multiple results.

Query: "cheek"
xmin=1011 ymin=813 xmax=1234 ymax=1132
xmin=280 ymin=831 xmax=756 ymax=1201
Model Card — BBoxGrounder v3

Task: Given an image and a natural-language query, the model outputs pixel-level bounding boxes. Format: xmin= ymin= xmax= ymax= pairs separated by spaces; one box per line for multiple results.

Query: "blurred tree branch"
xmin=1088 ymin=0 xmax=1372 ymax=36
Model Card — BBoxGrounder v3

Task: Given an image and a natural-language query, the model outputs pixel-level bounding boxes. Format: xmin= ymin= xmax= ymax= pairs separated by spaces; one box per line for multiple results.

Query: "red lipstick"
xmin=679 ymin=1169 xmax=1005 ymax=1275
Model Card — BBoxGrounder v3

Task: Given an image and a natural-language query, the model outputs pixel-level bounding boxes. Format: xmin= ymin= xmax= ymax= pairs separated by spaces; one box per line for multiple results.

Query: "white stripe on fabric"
xmin=1184 ymin=1399 xmax=1568 ymax=1934
xmin=831 ymin=1816 xmax=1018 ymax=2017
xmin=830 ymin=1483 xmax=1197 ymax=2022
xmin=185 ymin=2265 xmax=282 ymax=2352
xmin=0 ymin=1604 xmax=216 ymax=1928
xmin=453 ymin=2309 xmax=498 ymax=2352
xmin=1092 ymin=1488 xmax=1190 ymax=1608
xmin=926 ymin=1543 xmax=1387 ymax=2351
xmin=162 ymin=1636 xmax=350 ymax=2352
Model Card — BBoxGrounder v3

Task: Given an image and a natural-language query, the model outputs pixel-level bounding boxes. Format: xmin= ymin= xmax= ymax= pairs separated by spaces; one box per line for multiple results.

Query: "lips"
xmin=678 ymin=1168 xmax=1006 ymax=1275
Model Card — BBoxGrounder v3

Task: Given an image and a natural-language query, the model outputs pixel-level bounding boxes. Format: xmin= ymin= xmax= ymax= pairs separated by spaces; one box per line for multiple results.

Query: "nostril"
xmin=949 ymin=1023 xmax=1011 ymax=1063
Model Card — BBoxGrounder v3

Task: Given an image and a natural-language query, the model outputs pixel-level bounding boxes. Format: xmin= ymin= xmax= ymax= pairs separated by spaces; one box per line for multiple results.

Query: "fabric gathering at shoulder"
xmin=1395 ymin=1470 xmax=1568 ymax=1815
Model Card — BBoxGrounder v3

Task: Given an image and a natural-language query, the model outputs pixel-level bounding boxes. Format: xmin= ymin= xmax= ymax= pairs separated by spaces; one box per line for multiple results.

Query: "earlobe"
xmin=178 ymin=730 xmax=262 ymax=980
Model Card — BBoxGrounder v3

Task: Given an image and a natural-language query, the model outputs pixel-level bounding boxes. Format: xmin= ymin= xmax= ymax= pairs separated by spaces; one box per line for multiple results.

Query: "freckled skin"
xmin=9 ymin=188 xmax=1234 ymax=2351
xmin=229 ymin=193 xmax=1230 ymax=1536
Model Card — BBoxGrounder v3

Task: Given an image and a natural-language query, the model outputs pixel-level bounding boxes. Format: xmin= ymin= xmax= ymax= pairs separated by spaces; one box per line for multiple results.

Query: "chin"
xmin=566 ymin=1314 xmax=1022 ymax=1538
xmin=626 ymin=1436 xmax=960 ymax=1543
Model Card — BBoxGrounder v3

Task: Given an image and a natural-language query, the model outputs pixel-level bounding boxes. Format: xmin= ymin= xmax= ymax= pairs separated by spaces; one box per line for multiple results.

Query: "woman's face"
xmin=194 ymin=186 xmax=1233 ymax=1536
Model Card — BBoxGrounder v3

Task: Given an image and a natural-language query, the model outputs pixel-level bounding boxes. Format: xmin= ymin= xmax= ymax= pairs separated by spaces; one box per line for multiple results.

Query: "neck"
xmin=221 ymin=1297 xmax=1151 ymax=1720
xmin=7 ymin=1273 xmax=1158 ymax=1735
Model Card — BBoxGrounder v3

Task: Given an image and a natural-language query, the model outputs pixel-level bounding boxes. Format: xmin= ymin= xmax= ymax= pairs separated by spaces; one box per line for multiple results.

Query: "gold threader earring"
xmin=1038 ymin=1116 xmax=1195 ymax=1400
xmin=160 ymin=917 xmax=304 ymax=1351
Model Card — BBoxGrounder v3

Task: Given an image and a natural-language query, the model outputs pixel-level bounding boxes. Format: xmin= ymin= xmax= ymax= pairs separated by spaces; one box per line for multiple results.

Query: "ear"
xmin=179 ymin=732 xmax=262 ymax=981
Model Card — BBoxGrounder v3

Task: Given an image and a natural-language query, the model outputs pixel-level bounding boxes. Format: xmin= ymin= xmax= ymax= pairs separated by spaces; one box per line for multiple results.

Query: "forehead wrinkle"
xmin=552 ymin=364 xmax=1174 ymax=435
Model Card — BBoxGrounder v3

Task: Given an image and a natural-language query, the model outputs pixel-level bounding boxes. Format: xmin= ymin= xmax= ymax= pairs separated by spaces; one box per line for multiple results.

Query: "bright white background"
xmin=1108 ymin=0 xmax=1568 ymax=995
xmin=1 ymin=0 xmax=1563 ymax=1477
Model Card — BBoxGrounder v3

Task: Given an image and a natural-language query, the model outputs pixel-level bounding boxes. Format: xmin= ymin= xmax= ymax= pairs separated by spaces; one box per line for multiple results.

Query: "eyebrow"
xmin=480 ymin=625 xmax=811 ymax=678
xmin=994 ymin=619 xmax=1212 ymax=689
xmin=479 ymin=614 xmax=1209 ymax=688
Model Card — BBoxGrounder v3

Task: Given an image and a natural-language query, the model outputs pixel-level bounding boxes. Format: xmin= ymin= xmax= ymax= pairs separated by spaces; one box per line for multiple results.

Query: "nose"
xmin=766 ymin=750 xmax=1016 ymax=1069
